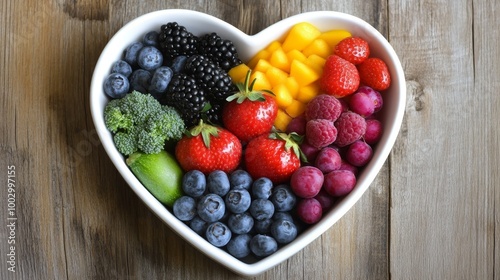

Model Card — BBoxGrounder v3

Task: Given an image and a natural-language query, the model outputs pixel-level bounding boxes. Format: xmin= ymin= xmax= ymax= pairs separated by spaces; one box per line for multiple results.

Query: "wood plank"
xmin=388 ymin=0 xmax=496 ymax=278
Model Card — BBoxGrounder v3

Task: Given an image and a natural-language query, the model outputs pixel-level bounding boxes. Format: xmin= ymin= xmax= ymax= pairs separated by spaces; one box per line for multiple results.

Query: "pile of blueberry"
xmin=173 ymin=169 xmax=301 ymax=259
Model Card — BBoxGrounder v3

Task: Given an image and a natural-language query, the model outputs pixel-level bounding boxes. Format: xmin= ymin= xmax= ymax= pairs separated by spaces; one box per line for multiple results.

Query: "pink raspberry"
xmin=334 ymin=111 xmax=366 ymax=147
xmin=306 ymin=119 xmax=337 ymax=149
xmin=304 ymin=94 xmax=343 ymax=122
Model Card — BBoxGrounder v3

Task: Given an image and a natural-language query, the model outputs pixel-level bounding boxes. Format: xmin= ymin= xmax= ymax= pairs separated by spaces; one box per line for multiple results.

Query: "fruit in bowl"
xmin=90 ymin=9 xmax=405 ymax=277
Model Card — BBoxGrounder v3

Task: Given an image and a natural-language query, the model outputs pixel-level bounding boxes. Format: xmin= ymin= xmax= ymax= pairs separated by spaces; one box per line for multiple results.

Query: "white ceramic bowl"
xmin=90 ymin=9 xmax=405 ymax=277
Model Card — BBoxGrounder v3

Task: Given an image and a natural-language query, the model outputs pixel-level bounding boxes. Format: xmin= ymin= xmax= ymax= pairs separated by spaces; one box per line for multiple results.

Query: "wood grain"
xmin=0 ymin=0 xmax=498 ymax=279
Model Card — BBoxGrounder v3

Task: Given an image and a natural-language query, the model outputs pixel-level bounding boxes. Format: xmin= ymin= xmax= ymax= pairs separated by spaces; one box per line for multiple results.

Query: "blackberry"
xmin=184 ymin=55 xmax=236 ymax=102
xmin=164 ymin=73 xmax=206 ymax=127
xmin=197 ymin=32 xmax=242 ymax=70
xmin=159 ymin=22 xmax=199 ymax=60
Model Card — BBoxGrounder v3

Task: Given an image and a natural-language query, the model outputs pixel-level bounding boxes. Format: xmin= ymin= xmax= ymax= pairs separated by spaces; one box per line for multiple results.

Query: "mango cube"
xmin=269 ymin=47 xmax=290 ymax=72
xmin=249 ymin=71 xmax=272 ymax=90
xmin=319 ymin=29 xmax=352 ymax=49
xmin=302 ymin=38 xmax=332 ymax=59
xmin=286 ymin=49 xmax=307 ymax=64
xmin=274 ymin=109 xmax=293 ymax=132
xmin=266 ymin=41 xmax=282 ymax=52
xmin=228 ymin=63 xmax=251 ymax=83
xmin=296 ymin=82 xmax=320 ymax=103
xmin=289 ymin=60 xmax=320 ymax=86
xmin=272 ymin=84 xmax=294 ymax=108
xmin=254 ymin=59 xmax=272 ymax=73
xmin=284 ymin=77 xmax=300 ymax=99
xmin=248 ymin=50 xmax=270 ymax=69
xmin=266 ymin=66 xmax=289 ymax=88
xmin=282 ymin=22 xmax=322 ymax=52
xmin=285 ymin=100 xmax=306 ymax=118
xmin=305 ymin=54 xmax=326 ymax=76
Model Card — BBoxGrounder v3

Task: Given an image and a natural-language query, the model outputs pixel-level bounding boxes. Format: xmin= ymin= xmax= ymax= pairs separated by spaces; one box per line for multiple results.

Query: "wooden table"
xmin=1 ymin=0 xmax=498 ymax=279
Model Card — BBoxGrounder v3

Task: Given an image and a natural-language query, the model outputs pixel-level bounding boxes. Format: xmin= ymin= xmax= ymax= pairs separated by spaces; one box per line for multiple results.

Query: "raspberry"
xmin=334 ymin=111 xmax=366 ymax=147
xmin=304 ymin=94 xmax=343 ymax=122
xmin=305 ymin=119 xmax=338 ymax=149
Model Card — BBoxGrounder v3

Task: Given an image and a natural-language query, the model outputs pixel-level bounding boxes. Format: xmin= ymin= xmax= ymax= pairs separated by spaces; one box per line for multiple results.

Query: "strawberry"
xmin=319 ymin=55 xmax=360 ymax=98
xmin=244 ymin=131 xmax=304 ymax=184
xmin=175 ymin=120 xmax=242 ymax=174
xmin=222 ymin=71 xmax=278 ymax=143
xmin=357 ymin=57 xmax=391 ymax=91
xmin=334 ymin=37 xmax=370 ymax=65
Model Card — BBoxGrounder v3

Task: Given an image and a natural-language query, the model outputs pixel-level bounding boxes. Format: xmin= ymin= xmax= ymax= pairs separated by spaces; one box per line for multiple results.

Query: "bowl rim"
xmin=90 ymin=9 xmax=406 ymax=277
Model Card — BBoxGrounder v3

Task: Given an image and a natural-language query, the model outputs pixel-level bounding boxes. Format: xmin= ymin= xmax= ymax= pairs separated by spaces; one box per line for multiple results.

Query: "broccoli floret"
xmin=103 ymin=91 xmax=185 ymax=155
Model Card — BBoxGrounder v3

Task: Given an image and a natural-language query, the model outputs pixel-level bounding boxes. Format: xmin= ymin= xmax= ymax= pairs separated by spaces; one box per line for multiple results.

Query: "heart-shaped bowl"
xmin=90 ymin=9 xmax=405 ymax=277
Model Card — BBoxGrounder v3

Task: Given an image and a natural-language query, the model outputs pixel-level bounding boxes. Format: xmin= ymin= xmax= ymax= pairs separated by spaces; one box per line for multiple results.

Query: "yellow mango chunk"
xmin=249 ymin=71 xmax=272 ymax=90
xmin=289 ymin=60 xmax=320 ymax=86
xmin=228 ymin=63 xmax=251 ymax=83
xmin=297 ymin=82 xmax=320 ymax=103
xmin=266 ymin=66 xmax=289 ymax=88
xmin=302 ymin=38 xmax=332 ymax=59
xmin=284 ymin=77 xmax=300 ymax=99
xmin=319 ymin=29 xmax=352 ymax=49
xmin=285 ymin=100 xmax=306 ymax=118
xmin=248 ymin=50 xmax=270 ymax=69
xmin=266 ymin=41 xmax=282 ymax=52
xmin=286 ymin=49 xmax=308 ymax=64
xmin=254 ymin=59 xmax=272 ymax=73
xmin=274 ymin=109 xmax=293 ymax=132
xmin=304 ymin=54 xmax=326 ymax=76
xmin=282 ymin=22 xmax=322 ymax=52
xmin=269 ymin=47 xmax=290 ymax=72
xmin=273 ymin=83 xmax=294 ymax=108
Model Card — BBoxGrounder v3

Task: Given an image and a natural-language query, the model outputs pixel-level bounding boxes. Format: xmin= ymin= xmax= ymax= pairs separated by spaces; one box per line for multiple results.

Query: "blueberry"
xmin=254 ymin=218 xmax=273 ymax=234
xmin=225 ymin=189 xmax=251 ymax=214
xmin=170 ymin=55 xmax=188 ymax=73
xmin=270 ymin=184 xmax=297 ymax=212
xmin=207 ymin=170 xmax=230 ymax=197
xmin=149 ymin=66 xmax=173 ymax=95
xmin=137 ymin=46 xmax=163 ymax=71
xmin=103 ymin=73 xmax=129 ymax=98
xmin=228 ymin=212 xmax=254 ymax=234
xmin=205 ymin=222 xmax=232 ymax=247
xmin=143 ymin=30 xmax=159 ymax=47
xmin=251 ymin=177 xmax=273 ymax=199
xmin=172 ymin=196 xmax=196 ymax=221
xmin=227 ymin=234 xmax=252 ymax=259
xmin=182 ymin=170 xmax=206 ymax=198
xmin=110 ymin=60 xmax=133 ymax=78
xmin=271 ymin=219 xmax=297 ymax=244
xmin=250 ymin=199 xmax=274 ymax=221
xmin=197 ymin=194 xmax=225 ymax=223
xmin=189 ymin=215 xmax=208 ymax=236
xmin=129 ymin=69 xmax=152 ymax=94
xmin=250 ymin=234 xmax=278 ymax=257
xmin=272 ymin=211 xmax=294 ymax=222
xmin=230 ymin=170 xmax=253 ymax=190
xmin=124 ymin=42 xmax=144 ymax=66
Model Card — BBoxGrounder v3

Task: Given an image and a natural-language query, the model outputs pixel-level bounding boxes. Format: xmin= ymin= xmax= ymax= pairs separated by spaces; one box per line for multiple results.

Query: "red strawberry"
xmin=319 ymin=55 xmax=360 ymax=98
xmin=175 ymin=120 xmax=242 ymax=174
xmin=357 ymin=57 xmax=391 ymax=91
xmin=334 ymin=37 xmax=370 ymax=65
xmin=244 ymin=132 xmax=304 ymax=184
xmin=222 ymin=71 xmax=278 ymax=143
